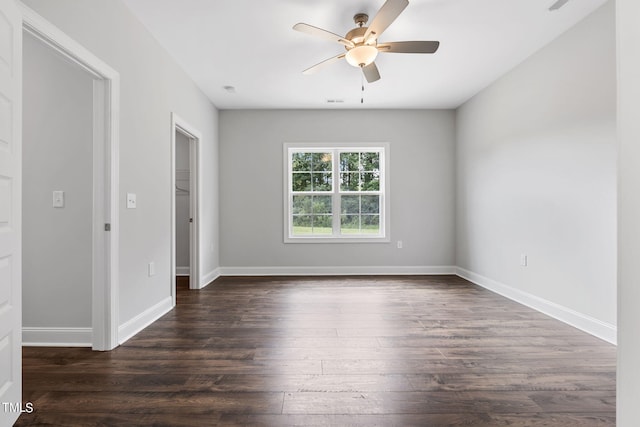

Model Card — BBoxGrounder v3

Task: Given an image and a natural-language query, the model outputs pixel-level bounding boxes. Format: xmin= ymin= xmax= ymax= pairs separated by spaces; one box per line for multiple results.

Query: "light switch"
xmin=127 ymin=193 xmax=137 ymax=209
xmin=53 ymin=190 xmax=64 ymax=208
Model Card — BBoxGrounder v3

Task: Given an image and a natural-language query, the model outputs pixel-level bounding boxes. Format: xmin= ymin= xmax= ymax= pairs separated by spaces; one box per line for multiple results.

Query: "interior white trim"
xmin=176 ymin=267 xmax=191 ymax=276
xmin=118 ymin=296 xmax=172 ymax=345
xmin=455 ymin=267 xmax=617 ymax=344
xmin=21 ymin=4 xmax=120 ymax=351
xmin=176 ymin=266 xmax=190 ymax=276
xmin=202 ymin=268 xmax=221 ymax=287
xmin=220 ymin=266 xmax=457 ymax=276
xmin=22 ymin=327 xmax=92 ymax=347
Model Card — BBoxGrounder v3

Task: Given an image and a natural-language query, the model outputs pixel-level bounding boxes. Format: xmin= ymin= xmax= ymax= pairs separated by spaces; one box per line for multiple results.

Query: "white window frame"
xmin=284 ymin=142 xmax=390 ymax=243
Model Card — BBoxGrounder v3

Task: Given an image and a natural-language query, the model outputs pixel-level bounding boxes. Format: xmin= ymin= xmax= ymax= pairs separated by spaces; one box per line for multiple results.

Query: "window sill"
xmin=284 ymin=236 xmax=390 ymax=244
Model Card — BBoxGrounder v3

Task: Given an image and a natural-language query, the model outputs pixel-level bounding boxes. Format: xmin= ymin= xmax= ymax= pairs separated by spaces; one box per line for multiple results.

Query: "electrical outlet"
xmin=127 ymin=193 xmax=137 ymax=209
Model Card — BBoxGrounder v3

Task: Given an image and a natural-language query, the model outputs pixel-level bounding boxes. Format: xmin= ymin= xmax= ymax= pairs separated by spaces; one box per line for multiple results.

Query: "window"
xmin=284 ymin=143 xmax=389 ymax=242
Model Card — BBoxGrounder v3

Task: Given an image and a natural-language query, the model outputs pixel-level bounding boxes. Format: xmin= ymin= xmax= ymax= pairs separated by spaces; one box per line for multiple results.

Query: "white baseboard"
xmin=455 ymin=267 xmax=617 ymax=345
xmin=200 ymin=267 xmax=221 ymax=288
xmin=219 ymin=265 xmax=456 ymax=276
xmin=176 ymin=266 xmax=190 ymax=276
xmin=22 ymin=327 xmax=92 ymax=347
xmin=118 ymin=296 xmax=173 ymax=345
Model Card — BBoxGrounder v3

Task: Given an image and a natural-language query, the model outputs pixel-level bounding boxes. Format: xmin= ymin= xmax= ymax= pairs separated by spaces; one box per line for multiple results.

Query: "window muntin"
xmin=286 ymin=144 xmax=388 ymax=242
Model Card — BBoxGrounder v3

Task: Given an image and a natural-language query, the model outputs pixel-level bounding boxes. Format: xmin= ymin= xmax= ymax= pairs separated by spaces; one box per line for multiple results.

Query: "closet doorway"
xmin=171 ymin=113 xmax=201 ymax=306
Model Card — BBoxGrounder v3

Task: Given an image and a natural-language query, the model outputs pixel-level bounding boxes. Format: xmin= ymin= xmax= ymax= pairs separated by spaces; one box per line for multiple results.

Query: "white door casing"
xmin=0 ymin=0 xmax=22 ymax=425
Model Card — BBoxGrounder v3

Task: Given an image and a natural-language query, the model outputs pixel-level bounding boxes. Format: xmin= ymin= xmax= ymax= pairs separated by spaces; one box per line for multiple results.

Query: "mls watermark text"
xmin=2 ymin=402 xmax=34 ymax=414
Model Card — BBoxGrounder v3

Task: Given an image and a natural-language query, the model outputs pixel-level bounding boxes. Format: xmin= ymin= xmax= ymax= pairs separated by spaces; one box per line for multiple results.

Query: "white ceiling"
xmin=121 ymin=0 xmax=607 ymax=109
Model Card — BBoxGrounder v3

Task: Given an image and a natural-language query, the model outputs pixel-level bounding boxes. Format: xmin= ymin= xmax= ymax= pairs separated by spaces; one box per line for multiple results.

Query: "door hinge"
xmin=105 ymin=223 xmax=111 ymax=231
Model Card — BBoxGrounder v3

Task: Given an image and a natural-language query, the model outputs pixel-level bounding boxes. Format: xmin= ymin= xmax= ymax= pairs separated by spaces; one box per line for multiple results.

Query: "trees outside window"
xmin=285 ymin=143 xmax=388 ymax=242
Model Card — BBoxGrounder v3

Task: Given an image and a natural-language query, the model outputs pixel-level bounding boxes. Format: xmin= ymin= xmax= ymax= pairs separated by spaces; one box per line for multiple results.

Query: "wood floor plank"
xmin=14 ymin=413 xmax=224 ymax=427
xmin=221 ymin=413 xmax=616 ymax=427
xmin=321 ymin=358 xmax=615 ymax=376
xmin=282 ymin=391 xmax=542 ymax=415
xmin=15 ymin=275 xmax=616 ymax=426
xmin=253 ymin=346 xmax=444 ymax=360
xmin=406 ymin=372 xmax=616 ymax=392
xmin=377 ymin=334 xmax=614 ymax=348
xmin=527 ymin=390 xmax=616 ymax=413
xmin=28 ymin=391 xmax=285 ymax=415
xmin=185 ymin=374 xmax=415 ymax=393
xmin=438 ymin=345 xmax=616 ymax=359
xmin=22 ymin=358 xmax=323 ymax=376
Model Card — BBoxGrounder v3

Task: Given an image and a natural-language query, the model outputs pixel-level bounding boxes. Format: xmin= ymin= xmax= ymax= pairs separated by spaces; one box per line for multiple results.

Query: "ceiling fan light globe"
xmin=345 ymin=45 xmax=378 ymax=68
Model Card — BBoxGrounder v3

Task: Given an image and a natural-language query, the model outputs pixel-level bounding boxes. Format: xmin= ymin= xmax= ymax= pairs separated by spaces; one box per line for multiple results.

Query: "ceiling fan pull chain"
xmin=361 ymin=75 xmax=365 ymax=104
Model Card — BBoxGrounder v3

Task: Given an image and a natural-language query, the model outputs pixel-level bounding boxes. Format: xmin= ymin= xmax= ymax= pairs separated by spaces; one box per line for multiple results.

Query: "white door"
xmin=0 ymin=0 xmax=22 ymax=425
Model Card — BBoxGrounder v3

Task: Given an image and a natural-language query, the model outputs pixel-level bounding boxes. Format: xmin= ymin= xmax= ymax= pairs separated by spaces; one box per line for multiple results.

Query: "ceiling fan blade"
xmin=549 ymin=0 xmax=569 ymax=10
xmin=293 ymin=23 xmax=354 ymax=48
xmin=362 ymin=62 xmax=381 ymax=83
xmin=364 ymin=0 xmax=409 ymax=42
xmin=378 ymin=41 xmax=440 ymax=54
xmin=302 ymin=53 xmax=346 ymax=75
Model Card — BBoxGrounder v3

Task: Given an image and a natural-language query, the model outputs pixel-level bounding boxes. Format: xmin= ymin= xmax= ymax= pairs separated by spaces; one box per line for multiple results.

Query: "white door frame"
xmin=171 ymin=113 xmax=201 ymax=305
xmin=21 ymin=5 xmax=120 ymax=351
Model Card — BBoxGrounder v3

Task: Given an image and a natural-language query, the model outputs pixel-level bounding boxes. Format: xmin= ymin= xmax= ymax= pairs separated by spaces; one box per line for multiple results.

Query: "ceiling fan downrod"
xmin=353 ymin=13 xmax=369 ymax=27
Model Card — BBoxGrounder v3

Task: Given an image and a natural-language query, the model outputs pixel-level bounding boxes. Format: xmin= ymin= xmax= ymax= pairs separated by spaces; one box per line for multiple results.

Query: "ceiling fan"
xmin=549 ymin=0 xmax=570 ymax=11
xmin=293 ymin=0 xmax=440 ymax=83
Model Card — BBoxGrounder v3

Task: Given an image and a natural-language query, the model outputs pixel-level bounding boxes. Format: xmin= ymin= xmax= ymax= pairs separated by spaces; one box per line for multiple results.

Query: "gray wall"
xmin=22 ymin=31 xmax=93 ymax=328
xmin=219 ymin=109 xmax=456 ymax=271
xmin=617 ymin=0 xmax=640 ymax=423
xmin=456 ymin=2 xmax=616 ymax=326
xmin=23 ymin=0 xmax=220 ymax=326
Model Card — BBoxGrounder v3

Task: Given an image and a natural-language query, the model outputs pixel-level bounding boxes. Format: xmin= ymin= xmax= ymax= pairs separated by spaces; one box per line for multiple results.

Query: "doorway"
xmin=21 ymin=6 xmax=120 ymax=351
xmin=22 ymin=30 xmax=94 ymax=347
xmin=171 ymin=113 xmax=201 ymax=306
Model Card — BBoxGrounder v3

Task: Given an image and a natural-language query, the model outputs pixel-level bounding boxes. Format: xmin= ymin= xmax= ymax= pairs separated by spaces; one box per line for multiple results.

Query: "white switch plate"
xmin=53 ymin=190 xmax=64 ymax=208
xmin=127 ymin=193 xmax=137 ymax=209
xmin=148 ymin=261 xmax=155 ymax=277
xmin=520 ymin=254 xmax=528 ymax=267
xmin=397 ymin=240 xmax=403 ymax=249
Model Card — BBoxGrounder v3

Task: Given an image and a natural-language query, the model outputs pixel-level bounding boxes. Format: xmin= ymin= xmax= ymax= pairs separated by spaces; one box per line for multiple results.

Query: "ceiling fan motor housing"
xmin=345 ymin=26 xmax=368 ymax=45
xmin=344 ymin=25 xmax=378 ymax=68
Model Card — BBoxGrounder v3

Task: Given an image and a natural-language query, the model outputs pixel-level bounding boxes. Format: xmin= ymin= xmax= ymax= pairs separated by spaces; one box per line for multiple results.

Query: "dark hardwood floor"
xmin=16 ymin=275 xmax=616 ymax=426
